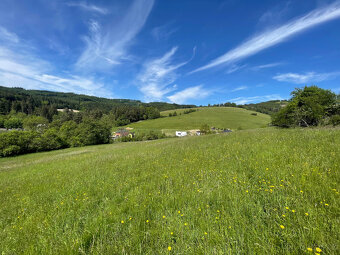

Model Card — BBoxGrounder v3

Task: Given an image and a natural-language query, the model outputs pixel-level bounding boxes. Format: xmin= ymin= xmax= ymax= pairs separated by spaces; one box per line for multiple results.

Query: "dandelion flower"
xmin=184 ymin=223 xmax=188 ymax=226
xmin=307 ymin=248 xmax=313 ymax=252
xmin=178 ymin=210 xmax=181 ymax=214
xmin=305 ymin=213 xmax=309 ymax=216
xmin=280 ymin=225 xmax=285 ymax=229
xmin=282 ymin=215 xmax=286 ymax=217
xmin=315 ymin=247 xmax=322 ymax=252
xmin=292 ymin=210 xmax=296 ymax=213
xmin=285 ymin=207 xmax=289 ymax=210
xmin=170 ymin=232 xmax=173 ymax=235
xmin=168 ymin=246 xmax=172 ymax=251
xmin=146 ymin=220 xmax=149 ymax=223
xmin=163 ymin=216 xmax=166 ymax=219
xmin=315 ymin=253 xmax=320 ymax=255
xmin=121 ymin=220 xmax=124 ymax=224
xmin=204 ymin=232 xmax=207 ymax=235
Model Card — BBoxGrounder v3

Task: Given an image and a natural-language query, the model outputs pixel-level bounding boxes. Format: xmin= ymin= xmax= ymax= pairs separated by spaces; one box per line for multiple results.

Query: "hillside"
xmin=0 ymin=86 xmax=195 ymax=114
xmin=123 ymin=107 xmax=271 ymax=134
xmin=0 ymin=128 xmax=339 ymax=254
xmin=239 ymin=100 xmax=289 ymax=115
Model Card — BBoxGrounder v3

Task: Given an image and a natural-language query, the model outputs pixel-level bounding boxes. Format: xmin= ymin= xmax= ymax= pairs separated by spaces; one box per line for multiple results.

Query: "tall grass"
xmin=0 ymin=128 xmax=339 ymax=254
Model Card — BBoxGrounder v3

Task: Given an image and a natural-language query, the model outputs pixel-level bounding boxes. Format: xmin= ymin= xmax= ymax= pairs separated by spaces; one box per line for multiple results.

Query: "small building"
xmin=188 ymin=129 xmax=201 ymax=136
xmin=113 ymin=129 xmax=129 ymax=138
xmin=176 ymin=131 xmax=187 ymax=137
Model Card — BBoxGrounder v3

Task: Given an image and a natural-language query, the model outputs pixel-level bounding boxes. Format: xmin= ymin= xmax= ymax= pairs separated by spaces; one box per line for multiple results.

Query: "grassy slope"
xmin=0 ymin=128 xmax=339 ymax=254
xmin=124 ymin=107 xmax=271 ymax=134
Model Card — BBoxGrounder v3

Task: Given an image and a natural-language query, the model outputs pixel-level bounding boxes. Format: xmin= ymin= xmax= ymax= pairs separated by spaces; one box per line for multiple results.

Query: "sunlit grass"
xmin=0 ymin=128 xmax=339 ymax=254
xmin=124 ymin=107 xmax=271 ymax=133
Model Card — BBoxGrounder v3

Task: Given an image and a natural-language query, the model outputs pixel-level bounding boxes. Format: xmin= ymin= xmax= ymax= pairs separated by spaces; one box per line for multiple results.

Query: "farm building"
xmin=112 ymin=129 xmax=135 ymax=139
xmin=188 ymin=129 xmax=201 ymax=136
xmin=176 ymin=131 xmax=187 ymax=137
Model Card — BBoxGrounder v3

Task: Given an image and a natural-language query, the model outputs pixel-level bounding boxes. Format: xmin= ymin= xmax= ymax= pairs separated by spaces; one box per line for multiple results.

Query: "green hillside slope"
xmin=0 ymin=128 xmax=339 ymax=254
xmin=124 ymin=107 xmax=271 ymax=133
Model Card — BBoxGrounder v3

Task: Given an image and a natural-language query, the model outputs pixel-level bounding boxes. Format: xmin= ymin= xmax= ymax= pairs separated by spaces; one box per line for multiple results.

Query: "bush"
xmin=272 ymin=86 xmax=337 ymax=127
xmin=4 ymin=117 xmax=23 ymax=129
xmin=330 ymin=115 xmax=340 ymax=126
xmin=2 ymin=145 xmax=21 ymax=157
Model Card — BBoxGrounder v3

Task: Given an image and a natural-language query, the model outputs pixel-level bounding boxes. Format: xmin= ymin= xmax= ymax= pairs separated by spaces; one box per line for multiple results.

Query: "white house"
xmin=176 ymin=131 xmax=187 ymax=137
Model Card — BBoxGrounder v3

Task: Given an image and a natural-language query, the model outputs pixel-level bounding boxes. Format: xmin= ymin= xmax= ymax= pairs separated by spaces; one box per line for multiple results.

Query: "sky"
xmin=0 ymin=0 xmax=340 ymax=105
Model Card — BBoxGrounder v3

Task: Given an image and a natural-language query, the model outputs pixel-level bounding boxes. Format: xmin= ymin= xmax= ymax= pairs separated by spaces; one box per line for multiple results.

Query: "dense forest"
xmin=0 ymin=86 xmax=195 ymax=115
xmin=208 ymin=100 xmax=288 ymax=115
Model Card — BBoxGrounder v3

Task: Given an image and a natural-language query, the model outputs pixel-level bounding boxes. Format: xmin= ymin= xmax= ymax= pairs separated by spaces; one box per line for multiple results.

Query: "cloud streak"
xmin=66 ymin=2 xmax=109 ymax=15
xmin=0 ymin=26 xmax=19 ymax=43
xmin=137 ymin=47 xmax=187 ymax=101
xmin=191 ymin=1 xmax=340 ymax=73
xmin=167 ymin=85 xmax=211 ymax=104
xmin=76 ymin=0 xmax=154 ymax=72
xmin=229 ymin=94 xmax=283 ymax=105
xmin=273 ymin=71 xmax=340 ymax=84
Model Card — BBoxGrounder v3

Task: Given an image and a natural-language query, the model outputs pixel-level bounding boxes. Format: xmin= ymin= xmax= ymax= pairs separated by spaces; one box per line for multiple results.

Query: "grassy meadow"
xmin=0 ymin=128 xmax=339 ymax=254
xmin=123 ymin=107 xmax=271 ymax=135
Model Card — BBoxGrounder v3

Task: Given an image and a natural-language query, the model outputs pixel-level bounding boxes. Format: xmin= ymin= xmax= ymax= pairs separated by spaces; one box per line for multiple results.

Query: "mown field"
xmin=0 ymin=128 xmax=339 ymax=254
xmin=123 ymin=107 xmax=270 ymax=135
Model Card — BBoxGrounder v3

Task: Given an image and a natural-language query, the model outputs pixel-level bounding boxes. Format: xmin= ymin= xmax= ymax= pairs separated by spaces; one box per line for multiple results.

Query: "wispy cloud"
xmin=137 ymin=47 xmax=187 ymax=101
xmin=66 ymin=2 xmax=108 ymax=15
xmin=229 ymin=94 xmax=283 ymax=105
xmin=167 ymin=85 xmax=211 ymax=104
xmin=0 ymin=25 xmax=113 ymax=98
xmin=231 ymin=86 xmax=248 ymax=92
xmin=0 ymin=26 xmax=19 ymax=43
xmin=250 ymin=62 xmax=283 ymax=70
xmin=76 ymin=0 xmax=154 ymax=72
xmin=226 ymin=64 xmax=247 ymax=74
xmin=273 ymin=71 xmax=340 ymax=84
xmin=191 ymin=1 xmax=340 ymax=73
xmin=151 ymin=22 xmax=178 ymax=41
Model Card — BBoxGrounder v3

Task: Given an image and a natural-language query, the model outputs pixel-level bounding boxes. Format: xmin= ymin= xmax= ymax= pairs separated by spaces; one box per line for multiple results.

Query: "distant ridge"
xmin=0 ymin=86 xmax=196 ymax=114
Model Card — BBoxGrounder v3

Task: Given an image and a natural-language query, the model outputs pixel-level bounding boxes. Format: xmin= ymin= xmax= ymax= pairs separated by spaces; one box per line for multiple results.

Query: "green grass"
xmin=0 ymin=128 xmax=339 ymax=254
xmin=123 ymin=107 xmax=271 ymax=135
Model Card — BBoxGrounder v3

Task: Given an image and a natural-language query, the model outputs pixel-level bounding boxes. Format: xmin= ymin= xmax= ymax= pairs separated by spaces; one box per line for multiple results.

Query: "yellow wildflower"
xmin=168 ymin=246 xmax=172 ymax=251
xmin=305 ymin=212 xmax=309 ymax=216
xmin=315 ymin=247 xmax=322 ymax=252
xmin=163 ymin=216 xmax=166 ymax=219
xmin=307 ymin=247 xmax=313 ymax=252
xmin=280 ymin=225 xmax=285 ymax=229
xmin=292 ymin=210 xmax=296 ymax=213
xmin=121 ymin=220 xmax=124 ymax=224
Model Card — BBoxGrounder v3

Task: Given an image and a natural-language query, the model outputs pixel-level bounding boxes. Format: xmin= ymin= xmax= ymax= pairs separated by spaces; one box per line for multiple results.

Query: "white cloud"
xmin=229 ymin=94 xmax=283 ymax=105
xmin=76 ymin=0 xmax=154 ymax=72
xmin=66 ymin=2 xmax=108 ymax=15
xmin=273 ymin=71 xmax=340 ymax=84
xmin=137 ymin=47 xmax=187 ymax=101
xmin=231 ymin=86 xmax=248 ymax=92
xmin=167 ymin=85 xmax=211 ymax=104
xmin=0 ymin=26 xmax=19 ymax=43
xmin=191 ymin=1 xmax=340 ymax=73
xmin=251 ymin=62 xmax=283 ymax=70
xmin=0 ymin=39 xmax=113 ymax=97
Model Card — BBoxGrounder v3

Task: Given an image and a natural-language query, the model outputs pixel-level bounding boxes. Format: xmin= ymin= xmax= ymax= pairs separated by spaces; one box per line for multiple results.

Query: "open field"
xmin=0 ymin=128 xmax=339 ymax=254
xmin=123 ymin=107 xmax=271 ymax=135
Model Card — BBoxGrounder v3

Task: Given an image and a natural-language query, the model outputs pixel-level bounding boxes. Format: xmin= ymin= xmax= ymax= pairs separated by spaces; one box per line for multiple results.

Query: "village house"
xmin=112 ymin=129 xmax=135 ymax=139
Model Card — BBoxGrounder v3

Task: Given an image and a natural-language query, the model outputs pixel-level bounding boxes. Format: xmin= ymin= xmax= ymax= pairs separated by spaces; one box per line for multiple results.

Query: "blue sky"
xmin=0 ymin=0 xmax=340 ymax=105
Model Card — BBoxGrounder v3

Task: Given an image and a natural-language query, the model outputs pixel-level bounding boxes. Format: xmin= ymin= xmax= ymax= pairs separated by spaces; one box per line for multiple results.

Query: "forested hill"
xmin=238 ymin=100 xmax=288 ymax=115
xmin=0 ymin=86 xmax=195 ymax=114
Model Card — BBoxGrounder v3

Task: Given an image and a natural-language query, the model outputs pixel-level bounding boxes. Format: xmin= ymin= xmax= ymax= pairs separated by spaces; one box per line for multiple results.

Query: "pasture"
xmin=0 ymin=128 xmax=339 ymax=254
xmin=123 ymin=107 xmax=271 ymax=135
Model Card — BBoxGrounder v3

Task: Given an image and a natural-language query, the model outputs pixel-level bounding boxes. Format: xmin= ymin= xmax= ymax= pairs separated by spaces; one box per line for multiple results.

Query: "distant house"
xmin=188 ymin=129 xmax=201 ymax=136
xmin=176 ymin=131 xmax=187 ymax=137
xmin=57 ymin=108 xmax=80 ymax=113
xmin=113 ymin=129 xmax=131 ymax=139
